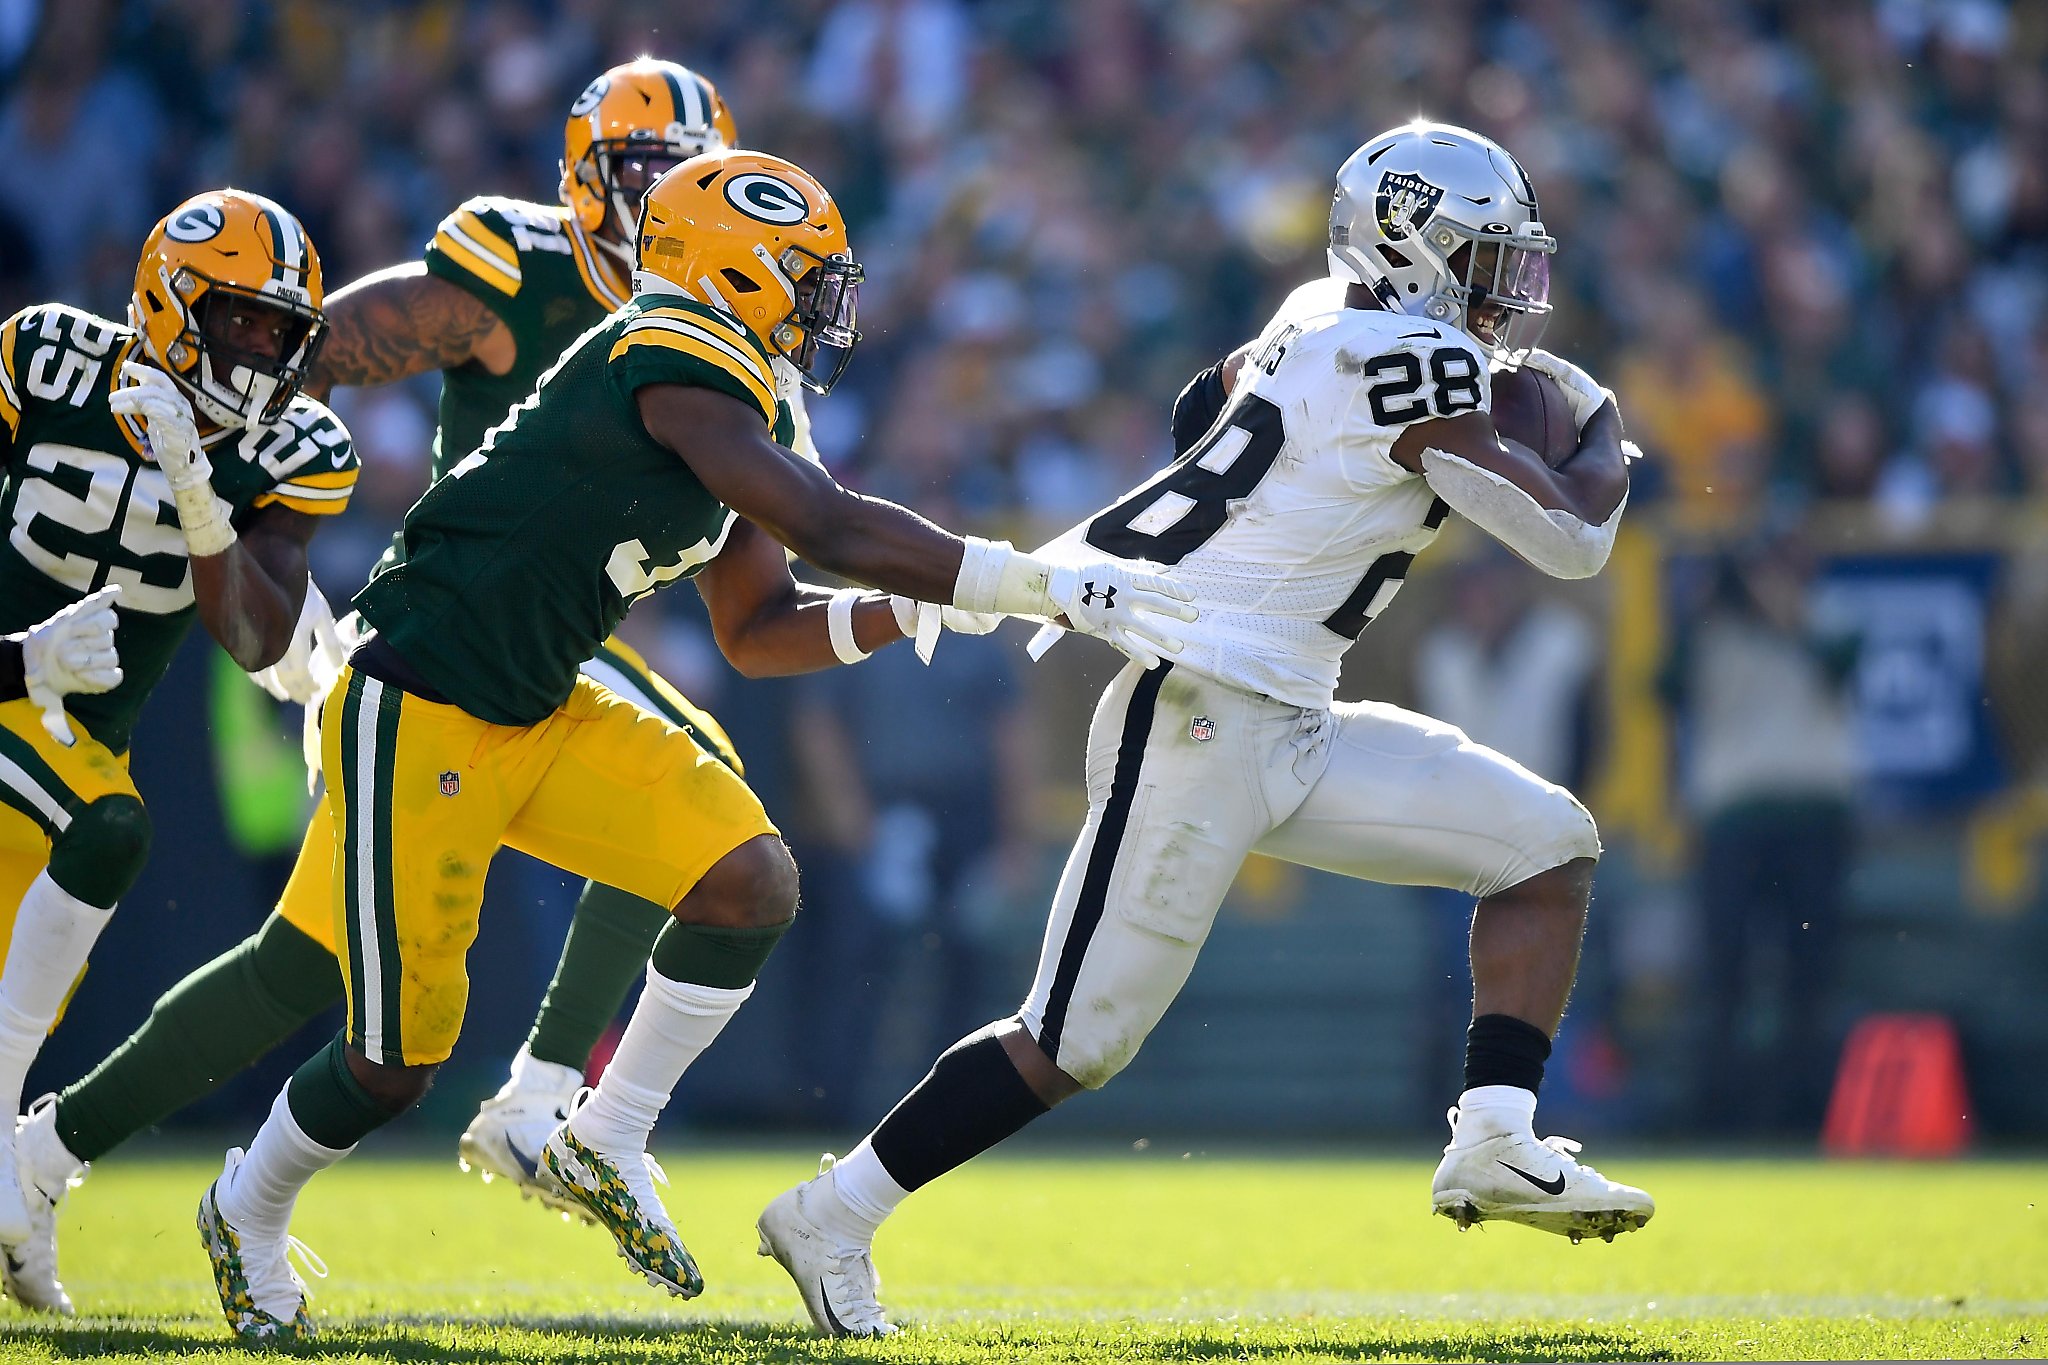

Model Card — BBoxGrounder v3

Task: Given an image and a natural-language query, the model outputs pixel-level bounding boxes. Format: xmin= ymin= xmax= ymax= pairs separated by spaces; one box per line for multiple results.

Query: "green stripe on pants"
xmin=370 ymin=681 xmax=404 ymax=1061
xmin=337 ymin=674 xmax=369 ymax=1059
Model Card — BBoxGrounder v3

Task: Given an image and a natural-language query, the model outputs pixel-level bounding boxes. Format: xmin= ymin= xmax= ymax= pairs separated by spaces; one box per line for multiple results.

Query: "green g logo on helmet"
xmin=723 ymin=173 xmax=809 ymax=226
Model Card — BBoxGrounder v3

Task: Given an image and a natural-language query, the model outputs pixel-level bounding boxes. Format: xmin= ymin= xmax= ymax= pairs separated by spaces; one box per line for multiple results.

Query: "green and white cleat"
xmin=196 ymin=1149 xmax=323 ymax=1341
xmin=541 ymin=1126 xmax=702 ymax=1298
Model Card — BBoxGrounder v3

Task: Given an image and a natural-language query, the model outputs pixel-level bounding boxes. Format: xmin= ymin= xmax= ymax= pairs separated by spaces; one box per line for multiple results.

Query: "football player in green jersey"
xmin=9 ymin=64 xmax=766 ymax=1308
xmin=194 ymin=148 xmax=1193 ymax=1339
xmin=0 ymin=189 xmax=358 ymax=1304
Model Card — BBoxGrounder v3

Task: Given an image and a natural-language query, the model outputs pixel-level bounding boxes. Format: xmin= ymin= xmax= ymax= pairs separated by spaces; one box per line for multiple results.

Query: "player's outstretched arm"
xmin=694 ymin=517 xmax=908 ymax=677
xmin=639 ymin=383 xmax=1195 ymax=665
xmin=1391 ymin=391 xmax=1630 ymax=581
xmin=304 ymin=263 xmax=513 ymax=397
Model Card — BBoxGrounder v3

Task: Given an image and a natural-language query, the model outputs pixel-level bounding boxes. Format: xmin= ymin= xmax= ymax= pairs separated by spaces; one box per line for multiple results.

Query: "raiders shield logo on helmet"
xmin=439 ymin=770 xmax=461 ymax=797
xmin=1375 ymin=170 xmax=1444 ymax=240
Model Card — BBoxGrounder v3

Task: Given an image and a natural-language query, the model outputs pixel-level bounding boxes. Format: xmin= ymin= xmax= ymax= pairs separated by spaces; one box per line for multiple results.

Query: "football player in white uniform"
xmin=756 ymin=122 xmax=1652 ymax=1336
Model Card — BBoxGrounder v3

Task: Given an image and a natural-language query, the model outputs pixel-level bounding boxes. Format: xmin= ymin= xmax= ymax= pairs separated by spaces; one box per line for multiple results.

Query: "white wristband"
xmin=827 ymin=587 xmax=870 ymax=664
xmin=172 ymin=482 xmax=236 ymax=558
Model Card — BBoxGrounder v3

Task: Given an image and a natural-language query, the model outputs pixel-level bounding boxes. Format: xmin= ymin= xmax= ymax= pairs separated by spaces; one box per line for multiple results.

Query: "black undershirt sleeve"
xmin=1168 ymin=360 xmax=1230 ymax=456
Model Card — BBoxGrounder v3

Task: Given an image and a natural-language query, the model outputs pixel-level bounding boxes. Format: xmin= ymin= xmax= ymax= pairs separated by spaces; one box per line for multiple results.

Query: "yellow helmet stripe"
xmin=609 ymin=327 xmax=775 ymax=423
xmin=0 ymin=315 xmax=21 ymax=436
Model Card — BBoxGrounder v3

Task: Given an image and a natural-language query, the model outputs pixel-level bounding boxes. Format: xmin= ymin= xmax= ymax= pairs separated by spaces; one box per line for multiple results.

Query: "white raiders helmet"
xmin=1328 ymin=121 xmax=1555 ymax=365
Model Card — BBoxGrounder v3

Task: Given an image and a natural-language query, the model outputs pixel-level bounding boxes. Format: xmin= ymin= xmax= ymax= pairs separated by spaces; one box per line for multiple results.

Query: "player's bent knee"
xmin=47 ymin=794 xmax=152 ymax=909
xmin=346 ymin=1053 xmax=437 ymax=1113
xmin=679 ymin=834 xmax=800 ymax=929
xmin=1477 ymin=788 xmax=1600 ymax=900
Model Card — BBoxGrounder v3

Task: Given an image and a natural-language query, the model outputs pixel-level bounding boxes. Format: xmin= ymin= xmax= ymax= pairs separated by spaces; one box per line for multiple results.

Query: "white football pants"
xmin=1017 ymin=661 xmax=1599 ymax=1088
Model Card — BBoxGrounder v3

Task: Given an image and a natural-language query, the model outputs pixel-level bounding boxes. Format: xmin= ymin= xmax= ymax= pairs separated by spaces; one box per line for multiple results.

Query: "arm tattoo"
xmin=308 ymin=264 xmax=505 ymax=392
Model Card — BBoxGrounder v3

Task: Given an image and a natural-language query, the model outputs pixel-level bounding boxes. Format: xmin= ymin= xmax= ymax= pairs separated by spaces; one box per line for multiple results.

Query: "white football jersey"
xmin=1044 ymin=277 xmax=1492 ymax=709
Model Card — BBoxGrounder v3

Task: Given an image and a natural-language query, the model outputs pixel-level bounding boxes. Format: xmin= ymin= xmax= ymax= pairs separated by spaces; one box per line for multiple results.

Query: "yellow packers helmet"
xmin=130 ymin=189 xmax=325 ymax=429
xmin=561 ymin=58 xmax=739 ymax=240
xmin=637 ymin=150 xmax=863 ymax=394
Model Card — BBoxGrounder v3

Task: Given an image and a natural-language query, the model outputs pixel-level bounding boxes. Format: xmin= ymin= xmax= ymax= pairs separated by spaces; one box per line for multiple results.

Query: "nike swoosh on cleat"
xmin=1497 ymin=1160 xmax=1567 ymax=1195
xmin=818 ymin=1279 xmax=849 ymax=1336
xmin=504 ymin=1138 xmax=541 ymax=1182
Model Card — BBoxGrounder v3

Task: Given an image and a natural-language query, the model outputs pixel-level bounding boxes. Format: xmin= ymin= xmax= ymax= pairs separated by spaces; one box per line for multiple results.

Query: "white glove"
xmin=17 ymin=586 xmax=123 ymax=746
xmin=953 ymin=539 xmax=1196 ymax=670
xmin=1518 ymin=348 xmax=1614 ymax=432
xmin=107 ymin=361 xmax=235 ymax=556
xmin=251 ymin=586 xmax=348 ymax=705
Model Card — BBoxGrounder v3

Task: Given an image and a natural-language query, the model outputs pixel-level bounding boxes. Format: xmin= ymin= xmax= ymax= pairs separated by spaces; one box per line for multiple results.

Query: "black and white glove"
xmin=952 ymin=538 xmax=1196 ymax=670
xmin=107 ymin=362 xmax=236 ymax=557
xmin=16 ymin=586 xmax=123 ymax=746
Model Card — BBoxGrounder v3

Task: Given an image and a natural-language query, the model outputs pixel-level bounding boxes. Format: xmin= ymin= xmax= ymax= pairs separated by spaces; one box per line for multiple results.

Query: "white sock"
xmin=219 ymin=1085 xmax=353 ymax=1238
xmin=816 ymin=1138 xmax=909 ymax=1243
xmin=566 ymin=968 xmax=751 ymax=1153
xmin=1454 ymin=1084 xmax=1538 ymax=1141
xmin=0 ymin=874 xmax=115 ymax=1118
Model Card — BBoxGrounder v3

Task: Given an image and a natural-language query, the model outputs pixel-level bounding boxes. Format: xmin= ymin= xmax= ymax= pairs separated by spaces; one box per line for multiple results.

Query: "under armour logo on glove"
xmin=1044 ymin=561 xmax=1196 ymax=670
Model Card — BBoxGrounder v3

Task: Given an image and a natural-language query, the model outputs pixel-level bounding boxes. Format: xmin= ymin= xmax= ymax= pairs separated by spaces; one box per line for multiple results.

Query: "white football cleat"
xmin=196 ymin=1148 xmax=323 ymax=1341
xmin=757 ymin=1155 xmax=896 ymax=1338
xmin=457 ymin=1047 xmax=584 ymax=1219
xmin=4 ymin=1096 xmax=83 ymax=1314
xmin=0 ymin=1123 xmax=29 ymax=1248
xmin=1431 ymin=1107 xmax=1653 ymax=1242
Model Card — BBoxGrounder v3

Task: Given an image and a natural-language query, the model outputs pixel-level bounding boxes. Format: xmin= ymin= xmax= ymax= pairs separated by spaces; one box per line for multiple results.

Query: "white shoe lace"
xmin=823 ymin=1245 xmax=890 ymax=1334
xmin=245 ymin=1232 xmax=327 ymax=1320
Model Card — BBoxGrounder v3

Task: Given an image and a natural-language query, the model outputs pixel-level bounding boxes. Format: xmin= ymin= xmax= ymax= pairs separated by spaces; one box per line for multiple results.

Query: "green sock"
xmin=525 ymin=881 xmax=672 ymax=1070
xmin=649 ymin=916 xmax=792 ymax=990
xmin=287 ymin=1034 xmax=399 ymax=1148
xmin=56 ymin=913 xmax=342 ymax=1162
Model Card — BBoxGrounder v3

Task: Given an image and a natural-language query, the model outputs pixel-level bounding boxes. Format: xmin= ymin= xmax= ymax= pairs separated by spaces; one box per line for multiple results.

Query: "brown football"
xmin=1491 ymin=365 xmax=1578 ymax=468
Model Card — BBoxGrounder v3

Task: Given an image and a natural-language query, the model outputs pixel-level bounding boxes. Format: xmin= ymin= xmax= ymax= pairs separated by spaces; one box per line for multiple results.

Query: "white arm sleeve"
xmin=1419 ymin=447 xmax=1626 ymax=580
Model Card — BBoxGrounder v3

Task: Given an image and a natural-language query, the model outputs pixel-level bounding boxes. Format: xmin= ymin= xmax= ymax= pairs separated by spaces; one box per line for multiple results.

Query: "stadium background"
xmin=3 ymin=0 xmax=2045 ymax=1148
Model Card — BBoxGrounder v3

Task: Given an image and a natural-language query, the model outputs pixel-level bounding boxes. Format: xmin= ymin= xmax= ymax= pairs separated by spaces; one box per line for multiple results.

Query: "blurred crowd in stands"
xmin=5 ymin=0 xmax=2045 ymax=1137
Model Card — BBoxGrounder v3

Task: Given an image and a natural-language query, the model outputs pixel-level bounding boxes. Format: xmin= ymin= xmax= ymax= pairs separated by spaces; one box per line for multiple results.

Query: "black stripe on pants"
xmin=1036 ymin=663 xmax=1171 ymax=1060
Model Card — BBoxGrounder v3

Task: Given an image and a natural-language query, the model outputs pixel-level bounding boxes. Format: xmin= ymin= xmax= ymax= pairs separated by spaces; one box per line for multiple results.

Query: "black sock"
xmin=1464 ymin=1013 xmax=1552 ymax=1095
xmin=867 ymin=1028 xmax=1049 ymax=1192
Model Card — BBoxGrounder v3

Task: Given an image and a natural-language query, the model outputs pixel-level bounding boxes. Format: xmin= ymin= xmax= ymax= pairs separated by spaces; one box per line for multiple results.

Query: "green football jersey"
xmin=355 ymin=293 xmax=793 ymax=727
xmin=421 ymin=196 xmax=629 ymax=478
xmin=0 ymin=303 xmax=360 ymax=752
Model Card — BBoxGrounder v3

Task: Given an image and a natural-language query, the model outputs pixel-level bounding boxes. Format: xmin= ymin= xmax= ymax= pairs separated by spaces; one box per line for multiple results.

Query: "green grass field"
xmin=0 ymin=1145 xmax=2040 ymax=1362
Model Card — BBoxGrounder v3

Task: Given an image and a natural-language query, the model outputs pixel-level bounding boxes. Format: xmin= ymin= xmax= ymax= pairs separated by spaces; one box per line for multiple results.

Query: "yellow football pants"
xmin=0 ymin=699 xmax=141 ymax=1022
xmin=320 ymin=665 xmax=774 ymax=1067
xmin=275 ymin=636 xmax=741 ymax=955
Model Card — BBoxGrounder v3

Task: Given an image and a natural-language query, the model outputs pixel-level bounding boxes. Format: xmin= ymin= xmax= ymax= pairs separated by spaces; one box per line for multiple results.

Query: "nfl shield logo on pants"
xmin=1189 ymin=716 xmax=1215 ymax=743
xmin=438 ymin=770 xmax=461 ymax=797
